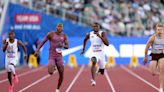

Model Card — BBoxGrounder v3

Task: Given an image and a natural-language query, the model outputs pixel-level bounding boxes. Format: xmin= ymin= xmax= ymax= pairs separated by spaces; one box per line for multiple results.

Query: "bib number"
xmin=56 ymin=48 xmax=62 ymax=53
xmin=154 ymin=44 xmax=163 ymax=50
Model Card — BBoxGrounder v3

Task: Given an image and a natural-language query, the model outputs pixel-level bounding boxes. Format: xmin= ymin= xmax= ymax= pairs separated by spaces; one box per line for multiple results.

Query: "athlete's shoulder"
xmin=149 ymin=34 xmax=155 ymax=41
xmin=86 ymin=32 xmax=90 ymax=37
xmin=150 ymin=34 xmax=155 ymax=38
xmin=14 ymin=38 xmax=18 ymax=41
xmin=47 ymin=32 xmax=53 ymax=35
xmin=89 ymin=31 xmax=94 ymax=35
xmin=47 ymin=32 xmax=53 ymax=38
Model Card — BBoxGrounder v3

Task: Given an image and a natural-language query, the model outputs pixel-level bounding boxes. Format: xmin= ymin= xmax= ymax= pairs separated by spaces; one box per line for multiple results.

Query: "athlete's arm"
xmin=144 ymin=36 xmax=154 ymax=57
xmin=63 ymin=34 xmax=69 ymax=49
xmin=34 ymin=32 xmax=50 ymax=56
xmin=143 ymin=35 xmax=155 ymax=64
xmin=18 ymin=40 xmax=27 ymax=55
xmin=97 ymin=32 xmax=109 ymax=46
xmin=18 ymin=40 xmax=27 ymax=60
xmin=81 ymin=33 xmax=90 ymax=55
xmin=2 ymin=39 xmax=8 ymax=52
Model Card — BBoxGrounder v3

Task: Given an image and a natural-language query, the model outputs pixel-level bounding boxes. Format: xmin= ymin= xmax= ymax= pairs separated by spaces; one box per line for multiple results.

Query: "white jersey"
xmin=90 ymin=31 xmax=104 ymax=53
xmin=89 ymin=31 xmax=106 ymax=69
xmin=5 ymin=38 xmax=18 ymax=65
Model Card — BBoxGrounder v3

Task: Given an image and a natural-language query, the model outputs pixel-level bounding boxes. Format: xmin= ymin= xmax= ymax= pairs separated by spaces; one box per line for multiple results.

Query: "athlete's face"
xmin=9 ymin=32 xmax=15 ymax=40
xmin=156 ymin=26 xmax=164 ymax=35
xmin=56 ymin=25 xmax=63 ymax=33
xmin=92 ymin=24 xmax=99 ymax=32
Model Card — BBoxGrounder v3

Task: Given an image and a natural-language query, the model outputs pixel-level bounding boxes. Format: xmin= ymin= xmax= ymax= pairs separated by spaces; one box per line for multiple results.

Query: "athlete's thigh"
xmin=149 ymin=60 xmax=158 ymax=72
xmin=97 ymin=53 xmax=106 ymax=69
xmin=48 ymin=58 xmax=56 ymax=75
xmin=6 ymin=64 xmax=12 ymax=72
xmin=55 ymin=57 xmax=64 ymax=73
xmin=158 ymin=58 xmax=164 ymax=70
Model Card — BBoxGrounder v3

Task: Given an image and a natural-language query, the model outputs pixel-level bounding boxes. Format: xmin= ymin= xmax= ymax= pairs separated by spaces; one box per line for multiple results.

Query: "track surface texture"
xmin=0 ymin=65 xmax=160 ymax=92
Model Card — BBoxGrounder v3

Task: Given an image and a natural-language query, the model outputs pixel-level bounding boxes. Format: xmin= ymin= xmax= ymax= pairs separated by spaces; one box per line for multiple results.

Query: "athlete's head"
xmin=56 ymin=23 xmax=63 ymax=33
xmin=155 ymin=23 xmax=164 ymax=35
xmin=9 ymin=31 xmax=15 ymax=40
xmin=92 ymin=23 xmax=100 ymax=32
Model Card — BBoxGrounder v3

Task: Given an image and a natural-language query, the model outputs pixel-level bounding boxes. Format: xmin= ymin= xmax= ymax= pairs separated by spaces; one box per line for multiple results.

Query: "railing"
xmin=10 ymin=0 xmax=112 ymax=35
xmin=0 ymin=0 xmax=10 ymax=35
xmin=14 ymin=1 xmax=109 ymax=30
xmin=33 ymin=1 xmax=99 ymax=26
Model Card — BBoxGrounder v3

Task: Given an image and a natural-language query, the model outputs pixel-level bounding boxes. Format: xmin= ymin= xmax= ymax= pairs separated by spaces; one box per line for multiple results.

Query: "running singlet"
xmin=49 ymin=32 xmax=66 ymax=57
xmin=5 ymin=38 xmax=18 ymax=62
xmin=151 ymin=34 xmax=164 ymax=54
xmin=90 ymin=31 xmax=104 ymax=53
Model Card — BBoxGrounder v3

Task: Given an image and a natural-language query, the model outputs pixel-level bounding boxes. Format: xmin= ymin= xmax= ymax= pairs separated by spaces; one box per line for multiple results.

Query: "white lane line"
xmin=65 ymin=65 xmax=85 ymax=92
xmin=121 ymin=65 xmax=159 ymax=91
xmin=18 ymin=73 xmax=52 ymax=92
xmin=0 ymin=66 xmax=45 ymax=84
xmin=105 ymin=70 xmax=116 ymax=92
xmin=17 ymin=45 xmax=83 ymax=92
xmin=0 ymin=66 xmax=24 ymax=74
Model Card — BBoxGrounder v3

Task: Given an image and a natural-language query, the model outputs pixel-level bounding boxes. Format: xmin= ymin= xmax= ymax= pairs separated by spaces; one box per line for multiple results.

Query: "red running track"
xmin=0 ymin=65 xmax=160 ymax=92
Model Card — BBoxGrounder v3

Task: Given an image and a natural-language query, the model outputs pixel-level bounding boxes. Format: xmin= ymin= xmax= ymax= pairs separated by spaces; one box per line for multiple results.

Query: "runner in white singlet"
xmin=81 ymin=23 xmax=109 ymax=86
xmin=3 ymin=31 xmax=27 ymax=92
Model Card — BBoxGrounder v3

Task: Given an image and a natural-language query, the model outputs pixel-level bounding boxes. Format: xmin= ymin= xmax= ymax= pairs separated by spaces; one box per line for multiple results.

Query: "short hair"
xmin=57 ymin=23 xmax=63 ymax=27
xmin=9 ymin=30 xmax=14 ymax=34
xmin=156 ymin=23 xmax=164 ymax=28
xmin=93 ymin=22 xmax=99 ymax=26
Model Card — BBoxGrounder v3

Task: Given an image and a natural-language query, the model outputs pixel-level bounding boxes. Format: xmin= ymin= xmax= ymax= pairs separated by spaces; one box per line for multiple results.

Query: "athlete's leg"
xmin=48 ymin=59 xmax=56 ymax=75
xmin=149 ymin=61 xmax=158 ymax=76
xmin=7 ymin=64 xmax=14 ymax=92
xmin=55 ymin=57 xmax=64 ymax=90
xmin=98 ymin=54 xmax=106 ymax=75
xmin=7 ymin=72 xmax=12 ymax=86
xmin=91 ymin=57 xmax=97 ymax=81
xmin=9 ymin=63 xmax=19 ymax=84
xmin=7 ymin=64 xmax=14 ymax=86
xmin=158 ymin=58 xmax=164 ymax=90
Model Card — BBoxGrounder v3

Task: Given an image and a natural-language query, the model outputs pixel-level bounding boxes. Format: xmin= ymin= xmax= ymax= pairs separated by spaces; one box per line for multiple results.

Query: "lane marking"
xmin=18 ymin=74 xmax=51 ymax=92
xmin=105 ymin=70 xmax=116 ymax=92
xmin=0 ymin=66 xmax=24 ymax=74
xmin=0 ymin=66 xmax=45 ymax=84
xmin=121 ymin=65 xmax=159 ymax=91
xmin=65 ymin=65 xmax=85 ymax=92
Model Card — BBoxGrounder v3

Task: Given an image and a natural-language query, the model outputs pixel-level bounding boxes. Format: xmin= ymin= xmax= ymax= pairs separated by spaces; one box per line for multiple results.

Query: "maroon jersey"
xmin=37 ymin=32 xmax=66 ymax=58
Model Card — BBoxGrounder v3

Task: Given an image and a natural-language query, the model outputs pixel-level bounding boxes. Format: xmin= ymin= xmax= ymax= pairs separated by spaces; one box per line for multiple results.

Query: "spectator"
xmin=17 ymin=0 xmax=164 ymax=36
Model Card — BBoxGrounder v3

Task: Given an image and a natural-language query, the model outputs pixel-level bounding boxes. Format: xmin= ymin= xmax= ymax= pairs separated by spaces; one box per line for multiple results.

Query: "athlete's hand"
xmin=95 ymin=32 xmax=101 ymax=38
xmin=34 ymin=51 xmax=39 ymax=58
xmin=80 ymin=50 xmax=85 ymax=55
xmin=24 ymin=54 xmax=27 ymax=61
xmin=6 ymin=42 xmax=8 ymax=45
xmin=64 ymin=45 xmax=68 ymax=49
xmin=143 ymin=57 xmax=147 ymax=65
xmin=5 ymin=42 xmax=8 ymax=46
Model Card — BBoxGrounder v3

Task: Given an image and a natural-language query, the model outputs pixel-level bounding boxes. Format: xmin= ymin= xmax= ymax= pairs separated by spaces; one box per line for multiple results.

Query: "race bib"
xmin=7 ymin=50 xmax=15 ymax=58
xmin=92 ymin=44 xmax=102 ymax=52
xmin=154 ymin=44 xmax=163 ymax=50
xmin=7 ymin=54 xmax=15 ymax=58
xmin=56 ymin=48 xmax=62 ymax=53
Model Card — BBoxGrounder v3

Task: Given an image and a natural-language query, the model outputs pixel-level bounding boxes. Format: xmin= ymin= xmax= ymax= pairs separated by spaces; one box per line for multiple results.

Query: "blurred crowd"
xmin=0 ymin=0 xmax=5 ymax=21
xmin=17 ymin=0 xmax=164 ymax=36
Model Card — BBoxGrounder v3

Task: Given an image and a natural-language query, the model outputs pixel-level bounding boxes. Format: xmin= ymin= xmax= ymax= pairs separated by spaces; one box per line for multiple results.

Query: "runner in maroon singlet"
xmin=34 ymin=23 xmax=69 ymax=92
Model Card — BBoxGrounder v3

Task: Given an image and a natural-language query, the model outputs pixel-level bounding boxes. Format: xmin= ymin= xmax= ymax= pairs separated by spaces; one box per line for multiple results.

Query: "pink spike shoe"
xmin=13 ymin=75 xmax=19 ymax=84
xmin=8 ymin=85 xmax=14 ymax=92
